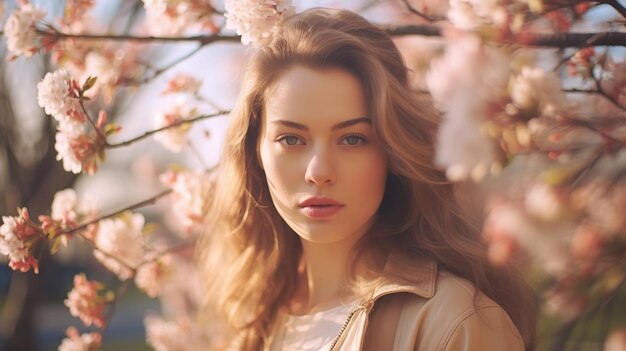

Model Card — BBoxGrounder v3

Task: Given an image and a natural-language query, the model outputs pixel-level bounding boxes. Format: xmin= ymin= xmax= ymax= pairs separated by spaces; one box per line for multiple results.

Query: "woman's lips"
xmin=300 ymin=204 xmax=344 ymax=219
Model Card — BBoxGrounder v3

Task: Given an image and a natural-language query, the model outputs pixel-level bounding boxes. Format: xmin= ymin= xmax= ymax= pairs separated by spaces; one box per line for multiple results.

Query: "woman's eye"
xmin=277 ymin=135 xmax=303 ymax=146
xmin=341 ymin=134 xmax=367 ymax=146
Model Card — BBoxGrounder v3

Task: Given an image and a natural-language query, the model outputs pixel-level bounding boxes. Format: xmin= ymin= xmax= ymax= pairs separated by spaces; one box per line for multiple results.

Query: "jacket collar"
xmin=369 ymin=251 xmax=437 ymax=302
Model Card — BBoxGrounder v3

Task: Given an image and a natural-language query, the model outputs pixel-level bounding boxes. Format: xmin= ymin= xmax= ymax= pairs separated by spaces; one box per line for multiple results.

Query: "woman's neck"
xmin=291 ymin=235 xmax=361 ymax=315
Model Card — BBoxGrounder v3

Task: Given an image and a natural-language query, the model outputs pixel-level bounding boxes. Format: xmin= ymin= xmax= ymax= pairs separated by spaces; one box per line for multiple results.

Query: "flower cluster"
xmin=37 ymin=69 xmax=107 ymax=174
xmin=3 ymin=2 xmax=46 ymax=59
xmin=162 ymin=74 xmax=202 ymax=95
xmin=64 ymin=274 xmax=112 ymax=328
xmin=0 ymin=208 xmax=42 ymax=273
xmin=153 ymin=100 xmax=198 ymax=152
xmin=225 ymin=0 xmax=296 ymax=46
xmin=93 ymin=212 xmax=146 ymax=280
xmin=145 ymin=315 xmax=212 ymax=351
xmin=427 ymin=34 xmax=568 ymax=181
xmin=58 ymin=327 xmax=101 ymax=351
xmin=142 ymin=0 xmax=218 ymax=36
xmin=160 ymin=170 xmax=212 ymax=234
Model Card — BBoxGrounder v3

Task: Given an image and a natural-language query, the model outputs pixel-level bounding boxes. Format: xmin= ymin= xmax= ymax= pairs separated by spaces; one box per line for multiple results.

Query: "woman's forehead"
xmin=263 ymin=66 xmax=368 ymax=129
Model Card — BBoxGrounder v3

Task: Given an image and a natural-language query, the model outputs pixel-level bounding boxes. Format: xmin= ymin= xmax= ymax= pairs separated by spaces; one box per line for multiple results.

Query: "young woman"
xmin=198 ymin=7 xmax=537 ymax=351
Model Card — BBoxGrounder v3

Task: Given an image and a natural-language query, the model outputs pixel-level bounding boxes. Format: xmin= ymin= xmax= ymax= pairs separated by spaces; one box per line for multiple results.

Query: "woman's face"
xmin=259 ymin=66 xmax=388 ymax=245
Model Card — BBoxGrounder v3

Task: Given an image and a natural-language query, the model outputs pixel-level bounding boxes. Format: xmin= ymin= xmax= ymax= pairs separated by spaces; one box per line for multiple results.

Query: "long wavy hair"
xmin=198 ymin=7 xmax=537 ymax=350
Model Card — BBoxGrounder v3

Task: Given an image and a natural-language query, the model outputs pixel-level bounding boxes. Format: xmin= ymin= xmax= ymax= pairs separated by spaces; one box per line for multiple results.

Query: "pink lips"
xmin=298 ymin=197 xmax=345 ymax=219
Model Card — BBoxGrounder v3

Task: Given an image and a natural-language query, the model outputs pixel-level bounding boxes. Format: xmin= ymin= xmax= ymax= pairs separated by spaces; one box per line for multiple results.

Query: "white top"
xmin=279 ymin=299 xmax=360 ymax=351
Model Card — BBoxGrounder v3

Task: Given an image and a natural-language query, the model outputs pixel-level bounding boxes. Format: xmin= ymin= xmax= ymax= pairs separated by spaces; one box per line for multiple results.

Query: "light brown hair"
xmin=198 ymin=7 xmax=537 ymax=350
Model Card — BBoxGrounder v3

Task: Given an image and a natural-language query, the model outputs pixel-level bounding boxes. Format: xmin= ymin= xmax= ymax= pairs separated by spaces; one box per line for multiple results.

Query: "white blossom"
xmin=0 ymin=216 xmax=28 ymax=262
xmin=142 ymin=0 xmax=217 ymax=36
xmin=153 ymin=101 xmax=197 ymax=152
xmin=135 ymin=259 xmax=170 ymax=298
xmin=51 ymin=189 xmax=79 ymax=223
xmin=427 ymin=35 xmax=510 ymax=180
xmin=447 ymin=0 xmax=507 ymax=30
xmin=169 ymin=171 xmax=211 ymax=233
xmin=58 ymin=327 xmax=101 ymax=351
xmin=524 ymin=183 xmax=564 ymax=221
xmin=510 ymin=66 xmax=567 ymax=116
xmin=37 ymin=69 xmax=81 ymax=125
xmin=3 ymin=3 xmax=46 ymax=57
xmin=54 ymin=130 xmax=83 ymax=174
xmin=93 ymin=213 xmax=146 ymax=280
xmin=145 ymin=316 xmax=211 ymax=351
xmin=225 ymin=0 xmax=295 ymax=46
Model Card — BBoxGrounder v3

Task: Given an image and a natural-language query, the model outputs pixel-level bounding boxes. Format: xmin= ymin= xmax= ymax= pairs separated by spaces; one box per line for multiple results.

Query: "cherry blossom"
xmin=145 ymin=315 xmax=212 ymax=351
xmin=58 ymin=327 xmax=101 ymax=351
xmin=225 ymin=0 xmax=296 ymax=46
xmin=160 ymin=170 xmax=211 ymax=234
xmin=153 ymin=100 xmax=198 ymax=152
xmin=142 ymin=0 xmax=218 ymax=36
xmin=427 ymin=35 xmax=510 ymax=180
xmin=3 ymin=2 xmax=46 ymax=59
xmin=509 ymin=66 xmax=567 ymax=117
xmin=0 ymin=208 xmax=42 ymax=273
xmin=135 ymin=258 xmax=171 ymax=298
xmin=93 ymin=212 xmax=146 ymax=280
xmin=162 ymin=74 xmax=202 ymax=95
xmin=64 ymin=274 xmax=111 ymax=328
xmin=54 ymin=129 xmax=104 ymax=175
xmin=37 ymin=68 xmax=83 ymax=126
xmin=447 ymin=0 xmax=508 ymax=30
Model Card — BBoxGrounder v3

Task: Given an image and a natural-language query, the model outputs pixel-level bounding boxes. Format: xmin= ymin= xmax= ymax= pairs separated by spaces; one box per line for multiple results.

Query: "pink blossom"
xmin=61 ymin=0 xmax=95 ymax=28
xmin=64 ymin=274 xmax=110 ymax=328
xmin=162 ymin=74 xmax=202 ymax=95
xmin=145 ymin=315 xmax=212 ymax=351
xmin=483 ymin=201 xmax=576 ymax=273
xmin=142 ymin=0 xmax=218 ymax=36
xmin=427 ymin=35 xmax=510 ymax=180
xmin=0 ymin=208 xmax=42 ymax=273
xmin=225 ymin=0 xmax=296 ymax=47
xmin=160 ymin=170 xmax=211 ymax=234
xmin=135 ymin=258 xmax=170 ymax=298
xmin=3 ymin=2 xmax=46 ymax=58
xmin=93 ymin=213 xmax=146 ymax=280
xmin=51 ymin=189 xmax=79 ymax=226
xmin=54 ymin=129 xmax=104 ymax=175
xmin=153 ymin=101 xmax=198 ymax=152
xmin=509 ymin=66 xmax=567 ymax=116
xmin=523 ymin=183 xmax=565 ymax=221
xmin=58 ymin=326 xmax=101 ymax=351
xmin=447 ymin=0 xmax=508 ymax=30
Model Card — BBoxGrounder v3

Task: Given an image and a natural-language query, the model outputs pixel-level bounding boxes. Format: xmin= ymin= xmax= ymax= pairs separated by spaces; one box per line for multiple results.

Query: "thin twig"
xmin=399 ymin=0 xmax=445 ymax=22
xmin=127 ymin=43 xmax=209 ymax=86
xmin=57 ymin=189 xmax=172 ymax=236
xmin=105 ymin=111 xmax=229 ymax=149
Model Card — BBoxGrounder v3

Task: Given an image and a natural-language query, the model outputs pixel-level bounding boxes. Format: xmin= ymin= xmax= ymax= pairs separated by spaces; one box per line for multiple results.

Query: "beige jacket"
xmin=268 ymin=252 xmax=524 ymax=351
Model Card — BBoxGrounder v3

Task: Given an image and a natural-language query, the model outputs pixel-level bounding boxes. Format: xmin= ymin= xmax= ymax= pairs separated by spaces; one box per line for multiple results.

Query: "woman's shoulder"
xmin=370 ymin=254 xmax=524 ymax=350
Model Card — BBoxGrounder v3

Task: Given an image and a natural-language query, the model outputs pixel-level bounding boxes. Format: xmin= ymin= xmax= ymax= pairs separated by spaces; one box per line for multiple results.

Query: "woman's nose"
xmin=304 ymin=149 xmax=336 ymax=186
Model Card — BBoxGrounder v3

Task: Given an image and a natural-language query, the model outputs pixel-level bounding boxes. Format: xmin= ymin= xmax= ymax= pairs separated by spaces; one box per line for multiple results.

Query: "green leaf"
xmin=82 ymin=76 xmax=98 ymax=92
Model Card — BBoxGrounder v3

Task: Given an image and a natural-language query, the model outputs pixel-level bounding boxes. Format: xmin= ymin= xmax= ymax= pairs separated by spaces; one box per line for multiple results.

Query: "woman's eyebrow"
xmin=271 ymin=117 xmax=371 ymax=131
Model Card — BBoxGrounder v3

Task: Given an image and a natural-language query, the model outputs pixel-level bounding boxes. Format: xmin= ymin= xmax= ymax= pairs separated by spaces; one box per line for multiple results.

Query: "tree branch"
xmin=602 ymin=0 xmax=626 ymax=19
xmin=105 ymin=110 xmax=229 ymax=149
xmin=399 ymin=0 xmax=445 ymax=22
xmin=0 ymin=26 xmax=612 ymax=48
